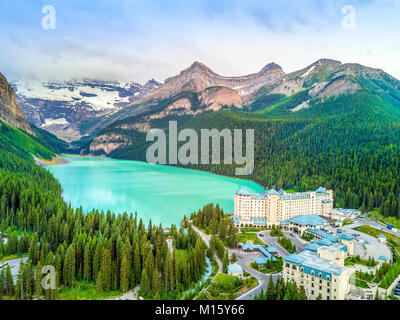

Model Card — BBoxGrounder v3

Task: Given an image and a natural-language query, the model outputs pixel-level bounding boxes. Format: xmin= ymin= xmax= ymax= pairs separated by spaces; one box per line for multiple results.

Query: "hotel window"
xmin=318 ymin=273 xmax=322 ymax=278
xmin=310 ymin=270 xmax=315 ymax=276
xmin=311 ymin=290 xmax=314 ymax=295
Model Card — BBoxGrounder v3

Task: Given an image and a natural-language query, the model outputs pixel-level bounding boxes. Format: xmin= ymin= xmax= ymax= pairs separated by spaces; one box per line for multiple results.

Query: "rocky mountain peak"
xmin=0 ymin=73 xmax=33 ymax=134
xmin=260 ymin=62 xmax=283 ymax=73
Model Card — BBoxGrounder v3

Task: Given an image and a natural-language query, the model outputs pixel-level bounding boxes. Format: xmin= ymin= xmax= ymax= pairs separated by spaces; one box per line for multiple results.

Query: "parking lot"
xmin=322 ymin=223 xmax=393 ymax=262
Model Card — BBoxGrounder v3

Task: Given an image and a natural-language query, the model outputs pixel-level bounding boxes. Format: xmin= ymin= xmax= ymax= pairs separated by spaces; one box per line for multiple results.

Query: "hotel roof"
xmin=265 ymin=188 xmax=280 ymax=195
xmin=304 ymin=243 xmax=321 ymax=252
xmin=337 ymin=233 xmax=355 ymax=241
xmin=289 ymin=214 xmax=328 ymax=226
xmin=267 ymin=246 xmax=278 ymax=253
xmin=284 ymin=250 xmax=347 ymax=277
xmin=317 ymin=238 xmax=333 ymax=246
xmin=227 ymin=263 xmax=243 ymax=274
xmin=236 ymin=189 xmax=251 ymax=195
xmin=305 ymin=228 xmax=339 ymax=242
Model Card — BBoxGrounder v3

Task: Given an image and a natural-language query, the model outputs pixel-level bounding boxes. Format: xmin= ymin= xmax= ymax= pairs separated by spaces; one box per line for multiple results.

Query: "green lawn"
xmin=367 ymin=208 xmax=400 ymax=230
xmin=237 ymin=232 xmax=264 ymax=245
xmin=345 ymin=256 xmax=378 ymax=268
xmin=207 ymin=274 xmax=257 ymax=300
xmin=356 ymin=225 xmax=400 ymax=249
xmin=249 ymin=258 xmax=283 ymax=274
xmin=354 ymin=278 xmax=370 ymax=289
xmin=58 ymin=281 xmax=122 ymax=300
xmin=0 ymin=253 xmax=28 ymax=262
xmin=241 ymin=227 xmax=268 ymax=233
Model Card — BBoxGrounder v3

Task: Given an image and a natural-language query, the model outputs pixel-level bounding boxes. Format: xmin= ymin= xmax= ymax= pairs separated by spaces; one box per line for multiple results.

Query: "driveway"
xmin=257 ymin=231 xmax=290 ymax=257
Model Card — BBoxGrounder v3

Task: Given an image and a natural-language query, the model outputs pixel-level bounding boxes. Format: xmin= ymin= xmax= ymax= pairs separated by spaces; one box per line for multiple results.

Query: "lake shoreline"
xmin=47 ymin=156 xmax=265 ymax=227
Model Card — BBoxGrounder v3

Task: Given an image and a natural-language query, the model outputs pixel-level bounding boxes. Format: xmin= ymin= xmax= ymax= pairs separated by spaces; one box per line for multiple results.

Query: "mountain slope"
xmin=12 ymin=78 xmax=162 ymax=142
xmin=0 ymin=73 xmax=33 ymax=135
xmin=84 ymin=59 xmax=400 ymax=220
xmin=0 ymin=73 xmax=60 ymax=161
xmin=136 ymin=61 xmax=284 ymax=104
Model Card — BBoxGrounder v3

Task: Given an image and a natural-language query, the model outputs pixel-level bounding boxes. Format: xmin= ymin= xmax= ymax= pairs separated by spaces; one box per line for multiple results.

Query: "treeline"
xmin=191 ymin=203 xmax=238 ymax=248
xmin=109 ymin=92 xmax=400 ymax=220
xmin=254 ymin=275 xmax=307 ymax=300
xmin=0 ymin=149 xmax=207 ymax=300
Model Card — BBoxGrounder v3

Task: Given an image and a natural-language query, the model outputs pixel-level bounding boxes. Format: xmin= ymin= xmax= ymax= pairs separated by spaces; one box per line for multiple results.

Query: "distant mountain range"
xmin=11 ymin=78 xmax=161 ymax=142
xmin=83 ymin=58 xmax=400 ymax=155
xmin=1 ymin=58 xmax=400 ymax=218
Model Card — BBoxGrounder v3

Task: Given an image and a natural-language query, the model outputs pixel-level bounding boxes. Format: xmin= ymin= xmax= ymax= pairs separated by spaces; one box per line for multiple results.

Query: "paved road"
xmin=0 ymin=257 xmax=28 ymax=282
xmin=282 ymin=231 xmax=308 ymax=252
xmin=110 ymin=286 xmax=140 ymax=300
xmin=233 ymin=249 xmax=281 ymax=300
xmin=352 ymin=218 xmax=400 ymax=237
xmin=323 ymin=221 xmax=393 ymax=262
xmin=191 ymin=225 xmax=282 ymax=300
xmin=192 ymin=225 xmax=223 ymax=273
xmin=257 ymin=231 xmax=290 ymax=257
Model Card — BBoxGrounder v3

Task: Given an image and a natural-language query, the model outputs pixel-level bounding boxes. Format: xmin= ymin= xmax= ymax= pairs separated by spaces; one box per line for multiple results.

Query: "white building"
xmin=233 ymin=187 xmax=333 ymax=227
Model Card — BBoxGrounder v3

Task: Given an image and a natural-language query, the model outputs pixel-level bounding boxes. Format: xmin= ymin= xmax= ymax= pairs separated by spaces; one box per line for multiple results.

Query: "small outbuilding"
xmin=227 ymin=263 xmax=244 ymax=277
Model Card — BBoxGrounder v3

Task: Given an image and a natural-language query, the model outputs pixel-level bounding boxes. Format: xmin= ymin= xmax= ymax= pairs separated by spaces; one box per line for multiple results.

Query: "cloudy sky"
xmin=1 ymin=0 xmax=400 ymax=83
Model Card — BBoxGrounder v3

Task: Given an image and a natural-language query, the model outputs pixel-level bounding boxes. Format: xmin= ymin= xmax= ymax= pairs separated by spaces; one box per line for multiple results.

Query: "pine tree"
xmin=100 ymin=248 xmax=112 ymax=292
xmin=266 ymin=275 xmax=276 ymax=300
xmin=223 ymin=250 xmax=229 ymax=273
xmin=120 ymin=255 xmax=130 ymax=293
xmin=5 ymin=265 xmax=14 ymax=296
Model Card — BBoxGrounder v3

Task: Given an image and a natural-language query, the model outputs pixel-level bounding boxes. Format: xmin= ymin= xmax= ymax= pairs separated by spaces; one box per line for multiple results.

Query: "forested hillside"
xmin=0 ymin=120 xmax=207 ymax=300
xmin=105 ymin=90 xmax=400 ymax=220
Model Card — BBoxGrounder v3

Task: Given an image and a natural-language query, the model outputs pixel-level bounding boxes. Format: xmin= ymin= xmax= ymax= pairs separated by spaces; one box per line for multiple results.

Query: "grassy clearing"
xmin=237 ymin=232 xmax=264 ymax=245
xmin=367 ymin=208 xmax=400 ymax=230
xmin=207 ymin=274 xmax=257 ymax=300
xmin=58 ymin=281 xmax=122 ymax=300
xmin=0 ymin=253 xmax=28 ymax=262
xmin=356 ymin=225 xmax=400 ymax=250
xmin=241 ymin=228 xmax=268 ymax=233
xmin=355 ymin=278 xmax=370 ymax=289
xmin=345 ymin=256 xmax=378 ymax=268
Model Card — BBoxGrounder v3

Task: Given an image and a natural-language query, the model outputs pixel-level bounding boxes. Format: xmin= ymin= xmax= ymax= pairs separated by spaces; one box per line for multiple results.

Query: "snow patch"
xmin=42 ymin=118 xmax=69 ymax=127
xmin=300 ymin=66 xmax=315 ymax=78
xmin=291 ymin=101 xmax=310 ymax=112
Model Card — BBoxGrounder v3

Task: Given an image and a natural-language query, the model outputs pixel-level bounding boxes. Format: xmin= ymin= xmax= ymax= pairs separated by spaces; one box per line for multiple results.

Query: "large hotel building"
xmin=233 ymin=187 xmax=334 ymax=227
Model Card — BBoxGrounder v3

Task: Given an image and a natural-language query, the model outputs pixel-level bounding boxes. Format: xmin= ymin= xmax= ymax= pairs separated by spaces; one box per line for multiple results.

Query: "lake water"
xmin=48 ymin=156 xmax=265 ymax=227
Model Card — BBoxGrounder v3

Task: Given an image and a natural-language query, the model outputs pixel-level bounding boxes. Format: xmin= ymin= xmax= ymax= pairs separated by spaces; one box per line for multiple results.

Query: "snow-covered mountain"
xmin=11 ymin=79 xmax=162 ymax=142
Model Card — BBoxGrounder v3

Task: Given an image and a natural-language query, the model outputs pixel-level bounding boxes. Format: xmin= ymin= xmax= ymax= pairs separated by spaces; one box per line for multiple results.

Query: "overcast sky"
xmin=1 ymin=0 xmax=400 ymax=83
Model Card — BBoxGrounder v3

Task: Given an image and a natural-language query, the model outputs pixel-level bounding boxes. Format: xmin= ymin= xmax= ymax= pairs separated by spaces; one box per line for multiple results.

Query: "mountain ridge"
xmin=0 ymin=73 xmax=34 ymax=135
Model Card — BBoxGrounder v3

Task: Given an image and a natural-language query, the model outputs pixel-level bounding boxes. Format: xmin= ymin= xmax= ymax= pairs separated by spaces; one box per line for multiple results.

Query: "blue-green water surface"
xmin=48 ymin=156 xmax=265 ymax=226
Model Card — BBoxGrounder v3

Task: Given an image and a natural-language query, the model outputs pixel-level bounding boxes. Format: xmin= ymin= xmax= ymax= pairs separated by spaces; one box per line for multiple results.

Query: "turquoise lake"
xmin=48 ymin=156 xmax=265 ymax=227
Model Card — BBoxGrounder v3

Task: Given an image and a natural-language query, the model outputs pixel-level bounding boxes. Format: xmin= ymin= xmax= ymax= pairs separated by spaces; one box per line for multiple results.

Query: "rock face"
xmin=0 ymin=73 xmax=33 ymax=134
xmin=135 ymin=61 xmax=284 ymax=105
